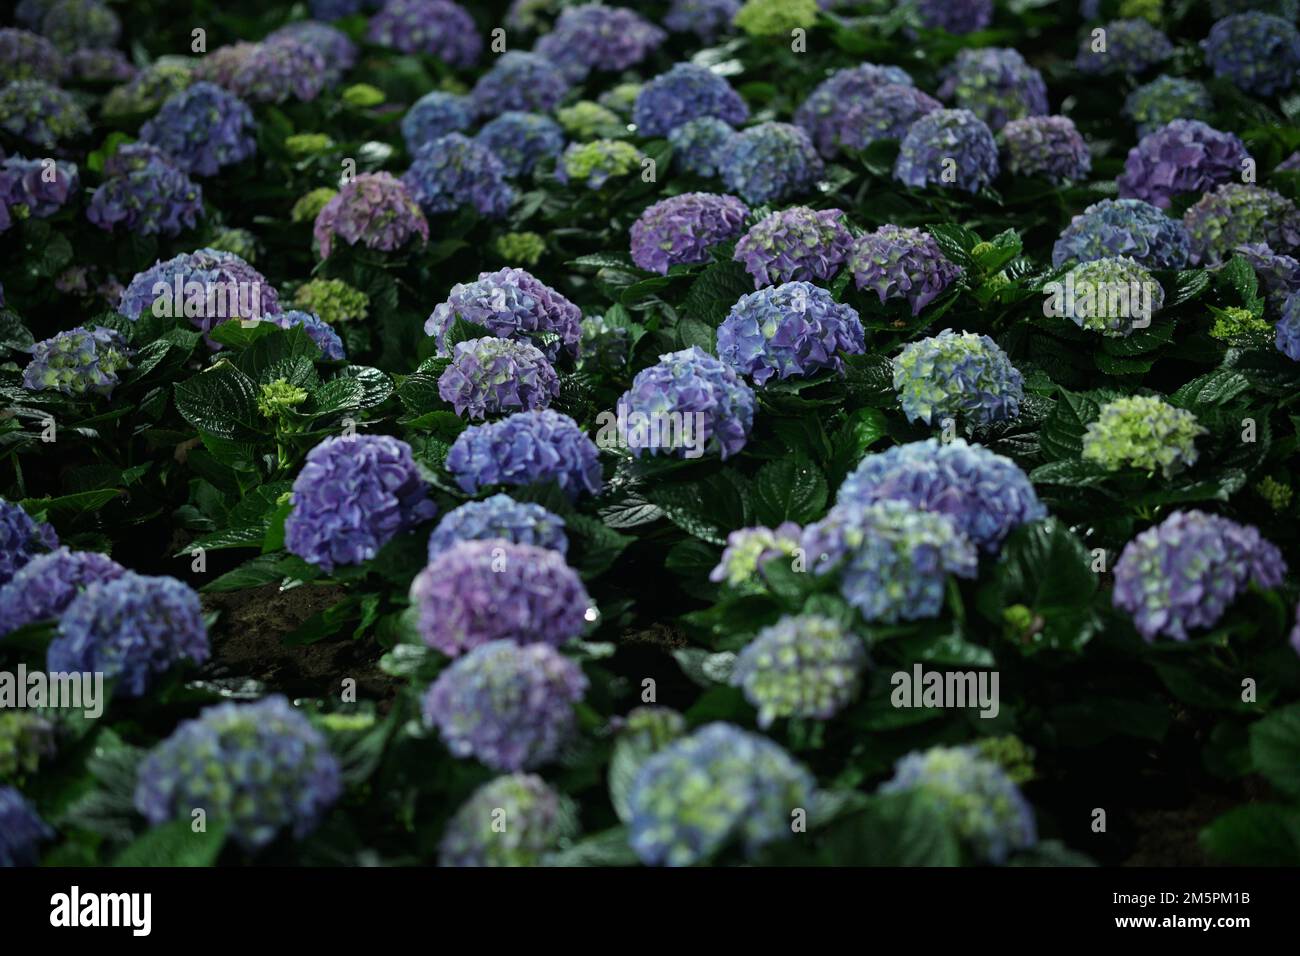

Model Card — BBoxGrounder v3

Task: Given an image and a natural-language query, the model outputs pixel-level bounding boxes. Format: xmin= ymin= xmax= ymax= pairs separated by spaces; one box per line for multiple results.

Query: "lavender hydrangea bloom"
xmin=894 ymin=108 xmax=998 ymax=194
xmin=632 ymin=64 xmax=748 ymax=138
xmin=266 ymin=21 xmax=358 ymax=83
xmin=1277 ymin=290 xmax=1300 ymax=360
xmin=615 ymin=347 xmax=757 ymax=460
xmin=1076 ymin=19 xmax=1173 ymax=75
xmin=534 ymin=4 xmax=666 ymax=83
xmin=422 ymin=640 xmax=588 ymax=770
xmin=1237 ymin=244 xmax=1300 ymax=304
xmin=894 ymin=329 xmax=1023 ymax=427
xmin=836 ymin=84 xmax=941 ymax=153
xmin=914 ymin=0 xmax=992 ymax=33
xmin=284 ymin=435 xmax=435 ymax=572
xmin=0 ymin=498 xmax=59 ymax=586
xmin=720 ymin=122 xmax=824 ymax=205
xmin=86 ymin=143 xmax=203 ymax=238
xmin=474 ymin=112 xmax=565 ymax=177
xmin=848 ymin=225 xmax=963 ymax=315
xmin=262 ymin=310 xmax=346 ymax=361
xmin=139 ymin=82 xmax=256 ymax=177
xmin=427 ymin=494 xmax=568 ymax=557
xmin=0 ymin=548 xmax=125 ymax=637
xmin=629 ymin=192 xmax=749 ymax=275
xmin=64 ymin=47 xmax=135 ymax=84
xmin=0 ymin=80 xmax=89 ymax=147
xmin=998 ymin=116 xmax=1091 ymax=184
xmin=668 ymin=116 xmax=737 ymax=177
xmin=403 ymin=134 xmax=515 ymax=219
xmin=718 ymin=281 xmax=866 ymax=385
xmin=1124 ymin=76 xmax=1214 ymax=137
xmin=794 ymin=63 xmax=915 ymax=158
xmin=0 ymin=28 xmax=63 ymax=83
xmin=470 ymin=51 xmax=570 ymax=117
xmin=134 ymin=696 xmax=342 ymax=851
xmin=1116 ymin=120 xmax=1250 ymax=210
xmin=438 ymin=774 xmax=579 ymax=866
xmin=665 ymin=0 xmax=741 ymax=40
xmin=734 ymin=207 xmax=852 ymax=288
xmin=710 ymin=522 xmax=804 ymax=587
xmin=0 ymin=155 xmax=77 ymax=217
xmin=1182 ymin=184 xmax=1300 ymax=267
xmin=438 ymin=336 xmax=560 ymax=420
xmin=1051 ymin=198 xmax=1191 ymax=270
xmin=367 ymin=0 xmax=482 ymax=66
xmin=627 ymin=722 xmax=814 ymax=866
xmin=0 ymin=787 xmax=51 ymax=866
xmin=117 ymin=248 xmax=279 ymax=335
xmin=1113 ymin=510 xmax=1287 ymax=641
xmin=402 ymin=92 xmax=475 ymax=152
xmin=446 ymin=410 xmax=604 ymax=498
xmin=221 ymin=39 xmax=328 ymax=104
xmin=47 ymin=572 xmax=209 ymax=698
xmin=731 ymin=614 xmax=866 ymax=727
xmin=425 ymin=268 xmax=582 ymax=361
xmin=1203 ymin=13 xmax=1300 ymax=97
xmin=937 ymin=48 xmax=1048 ymax=132
xmin=22 ymin=326 xmax=133 ymax=397
xmin=313 ymin=172 xmax=429 ymax=258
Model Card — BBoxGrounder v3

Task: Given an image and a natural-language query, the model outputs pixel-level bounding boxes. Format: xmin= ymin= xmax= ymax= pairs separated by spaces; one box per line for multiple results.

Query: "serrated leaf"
xmin=752 ymin=457 xmax=828 ymax=525
xmin=174 ymin=361 xmax=265 ymax=441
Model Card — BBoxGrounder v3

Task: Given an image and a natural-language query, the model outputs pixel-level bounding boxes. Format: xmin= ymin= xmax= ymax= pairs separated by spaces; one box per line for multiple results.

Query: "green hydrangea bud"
xmin=734 ymin=0 xmax=819 ymax=37
xmin=1210 ymin=305 xmax=1270 ymax=341
xmin=970 ymin=241 xmax=994 ymax=258
xmin=1119 ymin=0 xmax=1163 ymax=25
xmin=557 ymin=101 xmax=625 ymax=140
xmin=975 ymin=735 xmax=1037 ymax=785
xmin=258 ymin=379 xmax=309 ymax=419
xmin=1001 ymin=603 xmax=1038 ymax=643
xmin=209 ymin=227 xmax=259 ymax=263
xmin=292 ymin=278 xmax=369 ymax=325
xmin=599 ymin=83 xmax=643 ymax=116
xmin=291 ymin=187 xmax=339 ymax=224
xmin=1082 ymin=395 xmax=1205 ymax=477
xmin=342 ymin=83 xmax=385 ymax=108
xmin=493 ymin=231 xmax=547 ymax=267
xmin=285 ymin=133 xmax=334 ymax=157
xmin=1256 ymin=476 xmax=1293 ymax=512
xmin=559 ymin=139 xmax=642 ymax=188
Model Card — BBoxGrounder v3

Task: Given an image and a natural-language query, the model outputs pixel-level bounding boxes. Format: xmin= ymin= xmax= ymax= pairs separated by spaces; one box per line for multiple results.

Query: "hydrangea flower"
xmin=669 ymin=117 xmax=737 ymax=177
xmin=134 ymin=696 xmax=342 ymax=851
xmin=880 ymin=746 xmax=1036 ymax=864
xmin=474 ymin=112 xmax=565 ymax=177
xmin=1082 ymin=395 xmax=1206 ymax=477
xmin=0 ymin=712 xmax=56 ymax=783
xmin=719 ymin=122 xmax=824 ymax=204
xmin=626 ymin=722 xmax=814 ymax=866
xmin=1203 ymin=13 xmax=1300 ymax=96
xmin=86 ymin=143 xmax=204 ymax=238
xmin=446 ymin=410 xmax=604 ymax=498
xmin=37 ymin=0 xmax=120 ymax=52
xmin=1075 ymin=19 xmax=1173 ymax=75
xmin=1238 ymin=243 xmax=1300 ymax=304
xmin=1113 ymin=510 xmax=1287 ymax=640
xmin=22 ymin=326 xmax=132 ymax=397
xmin=632 ymin=64 xmax=748 ymax=138
xmin=1056 ymin=256 xmax=1164 ymax=336
xmin=710 ymin=522 xmax=804 ymax=587
xmin=733 ymin=0 xmax=819 ymax=37
xmin=1116 ymin=120 xmax=1250 ymax=210
xmin=470 ymin=51 xmax=570 ymax=117
xmin=734 ymin=207 xmax=852 ymax=288
xmin=422 ymin=640 xmax=588 ymax=770
xmin=557 ymin=100 xmax=625 ymax=140
xmin=438 ymin=336 xmax=560 ymax=420
xmin=401 ymin=91 xmax=475 ymax=153
xmin=533 ymin=4 xmax=666 ymax=82
xmin=629 ymin=192 xmax=749 ymax=275
xmin=494 ymin=231 xmax=548 ymax=266
xmin=117 ymin=248 xmax=279 ymax=334
xmin=0 ymin=497 xmax=59 ymax=586
xmin=937 ymin=48 xmax=1048 ymax=132
xmin=262 ymin=310 xmax=346 ymax=361
xmin=0 ymin=787 xmax=51 ymax=866
xmin=835 ymin=84 xmax=941 ymax=154
xmin=1124 ymin=76 xmax=1213 ymax=137
xmin=103 ymin=61 xmax=192 ymax=118
xmin=848 ymin=225 xmax=963 ymax=315
xmin=266 ymin=21 xmax=358 ymax=83
xmin=293 ymin=278 xmax=369 ymax=325
xmin=222 ymin=39 xmax=327 ymax=104
xmin=665 ymin=0 xmax=741 ymax=40
xmin=1276 ymin=290 xmax=1300 ymax=361
xmin=794 ymin=62 xmax=915 ymax=157
xmin=998 ymin=116 xmax=1091 ymax=184
xmin=438 ymin=774 xmax=579 ymax=866
xmin=914 ymin=0 xmax=992 ymax=33
xmin=313 ymin=172 xmax=430 ymax=258
xmin=577 ymin=315 xmax=630 ymax=372
xmin=426 ymin=268 xmax=582 ymax=361
xmin=1182 ymin=184 xmax=1300 ymax=267
xmin=191 ymin=41 xmax=255 ymax=90
xmin=0 ymin=28 xmax=62 ymax=83
xmin=598 ymin=82 xmax=642 ymax=117
xmin=310 ymin=0 xmax=381 ymax=16
xmin=0 ymin=155 xmax=77 ymax=218
xmin=0 ymin=547 xmax=125 ymax=637
xmin=47 ymin=572 xmax=209 ymax=698
xmin=731 ymin=614 xmax=866 ymax=727
xmin=1051 ymin=198 xmax=1191 ymax=270
xmin=403 ymin=134 xmax=515 ymax=219
xmin=893 ymin=108 xmax=998 ymax=194
xmin=556 ymin=139 xmax=642 ymax=189
xmin=367 ymin=0 xmax=482 ymax=65
xmin=427 ymin=494 xmax=568 ymax=557
xmin=718 ymin=281 xmax=866 ymax=385
xmin=139 ymin=82 xmax=256 ymax=177
xmin=64 ymin=47 xmax=135 ymax=84
xmin=284 ymin=435 xmax=437 ymax=572
xmin=614 ymin=347 xmax=757 ymax=460
xmin=893 ymin=329 xmax=1024 ymax=427
xmin=0 ymin=79 xmax=89 ymax=147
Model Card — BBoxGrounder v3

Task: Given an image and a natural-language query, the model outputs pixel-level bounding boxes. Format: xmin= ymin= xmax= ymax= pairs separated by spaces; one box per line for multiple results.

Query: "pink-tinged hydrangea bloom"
xmin=313 ymin=172 xmax=429 ymax=258
xmin=437 ymin=336 xmax=560 ymax=420
xmin=734 ymin=206 xmax=852 ymax=288
xmin=998 ymin=116 xmax=1091 ymax=184
xmin=1116 ymin=120 xmax=1250 ymax=210
xmin=446 ymin=409 xmax=604 ymax=498
xmin=86 ymin=144 xmax=204 ymax=238
xmin=794 ymin=63 xmax=915 ymax=158
xmin=894 ymin=108 xmax=998 ymax=194
xmin=367 ymin=0 xmax=482 ymax=66
xmin=425 ymin=268 xmax=582 ymax=361
xmin=629 ymin=192 xmax=749 ymax=275
xmin=848 ymin=225 xmax=963 ymax=315
xmin=632 ymin=63 xmax=748 ymax=138
xmin=139 ymin=82 xmax=256 ymax=177
xmin=718 ymin=281 xmax=866 ymax=385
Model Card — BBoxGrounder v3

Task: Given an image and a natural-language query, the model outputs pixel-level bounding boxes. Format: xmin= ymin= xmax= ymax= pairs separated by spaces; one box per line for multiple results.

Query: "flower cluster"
xmin=1116 ymin=120 xmax=1250 ymax=210
xmin=1202 ymin=13 xmax=1300 ymax=97
xmin=1082 ymin=395 xmax=1206 ymax=477
xmin=1239 ymin=243 xmax=1300 ymax=304
xmin=266 ymin=21 xmax=357 ymax=82
xmin=404 ymin=134 xmax=515 ymax=220
xmin=1051 ymin=198 xmax=1191 ymax=270
xmin=222 ymin=38 xmax=327 ymax=104
xmin=0 ymin=497 xmax=58 ymax=586
xmin=35 ymin=0 xmax=120 ymax=51
xmin=731 ymin=614 xmax=866 ymax=728
xmin=446 ymin=410 xmax=604 ymax=498
xmin=629 ymin=191 xmax=749 ymax=274
xmin=400 ymin=91 xmax=475 ymax=152
xmin=710 ymin=522 xmax=803 ymax=588
xmin=86 ymin=143 xmax=204 ymax=238
xmin=1058 ymin=256 xmax=1164 ymax=336
xmin=1075 ymin=18 xmax=1173 ymax=75
xmin=734 ymin=207 xmax=852 ymax=288
xmin=794 ymin=63 xmax=915 ymax=158
xmin=534 ymin=4 xmax=666 ymax=82
xmin=438 ymin=774 xmax=579 ymax=866
xmin=117 ymin=248 xmax=279 ymax=333
xmin=848 ymin=225 xmax=963 ymax=315
xmin=261 ymin=311 xmax=346 ymax=361
xmin=1182 ymin=184 xmax=1300 ymax=267
xmin=937 ymin=48 xmax=1048 ymax=132
xmin=665 ymin=0 xmax=740 ymax=40
xmin=835 ymin=84 xmax=941 ymax=154
xmin=914 ymin=0 xmax=992 ymax=33
xmin=669 ymin=116 xmax=737 ymax=177
xmin=474 ymin=112 xmax=565 ymax=177
xmin=632 ymin=63 xmax=748 ymax=138
xmin=1123 ymin=76 xmax=1213 ymax=136
xmin=733 ymin=0 xmax=818 ymax=37
xmin=438 ymin=336 xmax=560 ymax=420
xmin=367 ymin=0 xmax=482 ymax=65
xmin=139 ymin=82 xmax=256 ymax=177
xmin=0 ymin=155 xmax=77 ymax=220
xmin=64 ymin=47 xmax=135 ymax=84
xmin=0 ymin=787 xmax=50 ymax=867
xmin=0 ymin=28 xmax=62 ymax=83
xmin=894 ymin=108 xmax=999 ymax=194
xmin=427 ymin=494 xmax=568 ymax=557
xmin=495 ymin=231 xmax=548 ymax=267
xmin=1279 ymin=291 xmax=1300 ymax=361
xmin=313 ymin=172 xmax=430 ymax=258
xmin=557 ymin=139 xmax=642 ymax=189
xmin=998 ymin=116 xmax=1091 ymax=184
xmin=102 ymin=62 xmax=191 ymax=118
xmin=0 ymin=547 xmax=125 ymax=637
xmin=22 ymin=326 xmax=132 ymax=398
xmin=292 ymin=278 xmax=369 ymax=325
xmin=470 ymin=51 xmax=570 ymax=116
xmin=0 ymin=79 xmax=89 ymax=147
xmin=718 ymin=281 xmax=865 ymax=385
xmin=720 ymin=122 xmax=824 ymax=204
xmin=0 ymin=712 xmax=55 ymax=783
xmin=426 ymin=268 xmax=582 ymax=361
xmin=893 ymin=329 xmax=1024 ymax=427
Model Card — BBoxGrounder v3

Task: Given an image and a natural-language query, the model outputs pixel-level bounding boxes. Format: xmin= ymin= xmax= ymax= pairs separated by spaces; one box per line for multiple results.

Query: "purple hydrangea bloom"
xmin=937 ymin=48 xmax=1048 ymax=132
xmin=310 ymin=0 xmax=380 ymax=16
xmin=838 ymin=438 xmax=1045 ymax=553
xmin=117 ymin=248 xmax=279 ymax=335
xmin=0 ymin=80 xmax=89 ymax=147
xmin=1238 ymin=243 xmax=1300 ymax=304
xmin=718 ymin=281 xmax=866 ymax=385
xmin=266 ymin=21 xmax=358 ymax=83
xmin=914 ymin=0 xmax=992 ymax=33
xmin=403 ymin=133 xmax=515 ymax=219
xmin=1124 ymin=76 xmax=1214 ymax=137
xmin=1076 ymin=19 xmax=1174 ymax=75
xmin=47 ymin=572 xmax=209 ymax=698
xmin=1052 ymin=198 xmax=1191 ymax=270
xmin=0 ymin=547 xmax=126 ymax=636
xmin=1113 ymin=510 xmax=1287 ymax=641
xmin=438 ymin=773 xmax=578 ymax=867
xmin=615 ymin=346 xmax=757 ymax=460
xmin=64 ymin=47 xmax=135 ymax=84
xmin=133 ymin=696 xmax=342 ymax=851
xmin=720 ymin=122 xmax=824 ymax=204
xmin=893 ymin=329 xmax=1024 ymax=427
xmin=1277 ymin=290 xmax=1300 ymax=360
xmin=438 ymin=336 xmax=560 ymax=420
xmin=1279 ymin=151 xmax=1300 ymax=173
xmin=22 ymin=326 xmax=132 ymax=397
xmin=446 ymin=409 xmax=604 ymax=498
xmin=1182 ymin=184 xmax=1300 ymax=267
xmin=0 ymin=498 xmax=59 ymax=586
xmin=0 ymin=154 xmax=77 ymax=217
xmin=534 ymin=4 xmax=666 ymax=82
xmin=894 ymin=108 xmax=998 ymax=194
xmin=668 ymin=116 xmax=737 ymax=177
xmin=422 ymin=639 xmax=588 ymax=770
xmin=192 ymin=42 xmax=256 ymax=90
xmin=284 ymin=435 xmax=435 ymax=572
xmin=836 ymin=84 xmax=941 ymax=154
xmin=86 ymin=143 xmax=203 ymax=238
xmin=0 ymin=28 xmax=63 ymax=83
xmin=313 ymin=172 xmax=429 ymax=258
xmin=0 ymin=787 xmax=51 ymax=867
xmin=218 ymin=38 xmax=328 ymax=104
xmin=794 ymin=63 xmax=915 ymax=158
xmin=731 ymin=614 xmax=866 ymax=728
xmin=848 ymin=224 xmax=963 ymax=315
xmin=473 ymin=112 xmax=565 ymax=178
xmin=998 ymin=116 xmax=1091 ymax=184
xmin=262 ymin=310 xmax=346 ymax=361
xmin=1291 ymin=600 xmax=1300 ymax=658
xmin=470 ymin=51 xmax=570 ymax=117
xmin=139 ymin=82 xmax=257 ymax=177
xmin=1116 ymin=120 xmax=1251 ymax=210
xmin=665 ymin=0 xmax=740 ymax=41
xmin=632 ymin=63 xmax=748 ymax=138
xmin=367 ymin=0 xmax=482 ymax=66
xmin=427 ymin=494 xmax=568 ymax=558
xmin=425 ymin=268 xmax=582 ymax=361
xmin=734 ymin=206 xmax=852 ymax=288
xmin=1203 ymin=13 xmax=1300 ymax=97
xmin=401 ymin=91 xmax=475 ymax=153
xmin=629 ymin=192 xmax=749 ymax=275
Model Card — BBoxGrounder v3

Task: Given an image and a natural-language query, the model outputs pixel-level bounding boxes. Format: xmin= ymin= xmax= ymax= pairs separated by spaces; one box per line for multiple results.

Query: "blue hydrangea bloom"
xmin=266 ymin=21 xmax=358 ymax=83
xmin=1052 ymin=198 xmax=1191 ymax=270
xmin=262 ymin=311 xmax=345 ymax=361
xmin=629 ymin=192 xmax=749 ymax=274
xmin=0 ymin=28 xmax=63 ymax=84
xmin=720 ymin=122 xmax=824 ymax=204
xmin=426 ymin=267 xmax=582 ymax=361
xmin=893 ymin=329 xmax=1024 ymax=427
xmin=915 ymin=0 xmax=992 ymax=33
xmin=0 ymin=154 xmax=78 ymax=218
xmin=533 ymin=4 xmax=666 ymax=83
xmin=668 ymin=116 xmax=737 ymax=177
xmin=427 ymin=494 xmax=568 ymax=558
xmin=632 ymin=63 xmax=748 ymax=138
xmin=1117 ymin=120 xmax=1249 ymax=210
xmin=438 ymin=336 xmax=560 ymax=420
xmin=731 ymin=614 xmax=866 ymax=728
xmin=86 ymin=143 xmax=204 ymax=238
xmin=438 ymin=773 xmax=579 ymax=866
xmin=401 ymin=91 xmax=476 ymax=153
xmin=734 ymin=206 xmax=852 ymax=288
xmin=470 ymin=51 xmax=570 ymax=117
xmin=998 ymin=116 xmax=1091 ymax=184
xmin=446 ymin=409 xmax=604 ymax=499
xmin=22 ymin=325 xmax=133 ymax=397
xmin=665 ymin=0 xmax=741 ymax=41
xmin=894 ymin=108 xmax=999 ymax=194
xmin=117 ymin=248 xmax=280 ymax=336
xmin=367 ymin=0 xmax=482 ymax=65
xmin=1076 ymin=19 xmax=1173 ymax=75
xmin=0 ymin=547 xmax=125 ymax=637
xmin=139 ymin=82 xmax=256 ymax=177
xmin=1202 ymin=13 xmax=1300 ymax=97
xmin=717 ymin=281 xmax=866 ymax=385
xmin=835 ymin=84 xmax=941 ymax=153
xmin=1239 ymin=243 xmax=1300 ymax=304
xmin=0 ymin=79 xmax=89 ymax=147
xmin=1124 ymin=76 xmax=1214 ymax=137
xmin=794 ymin=63 xmax=915 ymax=158
xmin=0 ymin=786 xmax=51 ymax=866
xmin=0 ymin=497 xmax=58 ymax=586
xmin=1279 ymin=290 xmax=1300 ymax=361
xmin=403 ymin=134 xmax=515 ymax=219
xmin=937 ymin=48 xmax=1048 ymax=132
xmin=474 ymin=112 xmax=566 ymax=178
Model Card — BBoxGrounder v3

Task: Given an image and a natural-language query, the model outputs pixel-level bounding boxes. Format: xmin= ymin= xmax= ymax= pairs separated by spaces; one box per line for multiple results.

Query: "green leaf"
xmin=174 ymin=361 xmax=265 ymax=441
xmin=543 ymin=827 xmax=640 ymax=866
xmin=1249 ymin=703 xmax=1300 ymax=798
xmin=1038 ymin=390 xmax=1098 ymax=460
xmin=1170 ymin=369 xmax=1252 ymax=408
xmin=681 ymin=257 xmax=752 ymax=326
xmin=18 ymin=489 xmax=120 ymax=518
xmin=114 ymin=819 xmax=227 ymax=867
xmin=763 ymin=791 xmax=960 ymax=866
xmin=1201 ymin=804 xmax=1300 ymax=865
xmin=752 ymin=456 xmax=828 ymax=525
xmin=995 ymin=518 xmax=1100 ymax=652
